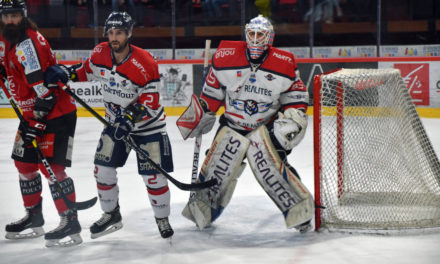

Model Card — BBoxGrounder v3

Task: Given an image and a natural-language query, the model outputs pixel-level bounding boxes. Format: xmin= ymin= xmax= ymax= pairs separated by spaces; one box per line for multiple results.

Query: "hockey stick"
xmin=189 ymin=39 xmax=211 ymax=199
xmin=0 ymin=80 xmax=97 ymax=211
xmin=58 ymin=83 xmax=217 ymax=191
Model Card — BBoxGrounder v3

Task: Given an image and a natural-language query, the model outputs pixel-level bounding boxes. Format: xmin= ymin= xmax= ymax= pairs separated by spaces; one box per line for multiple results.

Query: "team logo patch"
xmin=231 ymin=99 xmax=272 ymax=116
xmin=237 ymin=71 xmax=242 ymax=77
xmin=265 ymin=74 xmax=276 ymax=81
xmin=100 ymin=69 xmax=105 ymax=76
xmin=109 ymin=77 xmax=116 ymax=86
xmin=249 ymin=73 xmax=256 ymax=83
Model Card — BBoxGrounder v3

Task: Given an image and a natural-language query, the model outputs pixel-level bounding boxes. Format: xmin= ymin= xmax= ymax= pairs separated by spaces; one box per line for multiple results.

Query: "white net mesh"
xmin=315 ymin=69 xmax=440 ymax=232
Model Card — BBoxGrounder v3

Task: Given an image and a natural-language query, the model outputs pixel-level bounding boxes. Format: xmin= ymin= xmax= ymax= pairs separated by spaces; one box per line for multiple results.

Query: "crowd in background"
xmin=20 ymin=0 xmax=440 ymax=50
xmin=26 ymin=0 xmax=439 ymax=28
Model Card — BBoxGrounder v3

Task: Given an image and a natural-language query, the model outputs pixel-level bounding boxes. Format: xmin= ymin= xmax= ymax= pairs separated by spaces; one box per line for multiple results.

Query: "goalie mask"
xmin=104 ymin=11 xmax=134 ymax=37
xmin=0 ymin=0 xmax=27 ymax=17
xmin=245 ymin=15 xmax=274 ymax=59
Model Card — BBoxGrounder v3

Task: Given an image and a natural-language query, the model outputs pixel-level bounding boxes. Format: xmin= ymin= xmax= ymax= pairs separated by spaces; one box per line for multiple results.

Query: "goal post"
xmin=313 ymin=68 xmax=440 ymax=233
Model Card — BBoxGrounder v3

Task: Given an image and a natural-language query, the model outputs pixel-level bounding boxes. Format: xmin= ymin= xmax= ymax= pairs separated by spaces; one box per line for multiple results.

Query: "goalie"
xmin=177 ymin=15 xmax=313 ymax=232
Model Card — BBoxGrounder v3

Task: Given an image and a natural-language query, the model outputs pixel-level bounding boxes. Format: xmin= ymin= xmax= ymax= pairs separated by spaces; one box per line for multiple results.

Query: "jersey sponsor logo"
xmin=230 ymin=98 xmax=272 ymax=116
xmin=94 ymin=46 xmax=103 ymax=53
xmin=33 ymin=83 xmax=49 ymax=97
xmin=243 ymin=84 xmax=272 ymax=96
xmin=102 ymin=83 xmax=135 ymax=99
xmin=273 ymin=52 xmax=293 ymax=64
xmin=131 ymin=58 xmax=149 ymax=81
xmin=214 ymin=48 xmax=235 ymax=59
xmin=17 ymin=97 xmax=36 ymax=108
xmin=17 ymin=39 xmax=41 ymax=74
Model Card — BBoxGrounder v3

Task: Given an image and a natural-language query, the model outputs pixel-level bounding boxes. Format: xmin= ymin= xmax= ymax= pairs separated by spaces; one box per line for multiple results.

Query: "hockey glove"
xmin=22 ymin=119 xmax=46 ymax=147
xmin=34 ymin=91 xmax=57 ymax=120
xmin=273 ymin=108 xmax=308 ymax=150
xmin=113 ymin=103 xmax=147 ymax=141
xmin=44 ymin=64 xmax=80 ymax=88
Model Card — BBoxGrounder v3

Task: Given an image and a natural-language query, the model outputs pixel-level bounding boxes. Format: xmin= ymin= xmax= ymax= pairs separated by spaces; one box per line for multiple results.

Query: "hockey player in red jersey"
xmin=0 ymin=0 xmax=83 ymax=247
xmin=45 ymin=11 xmax=174 ymax=239
xmin=177 ymin=15 xmax=314 ymax=232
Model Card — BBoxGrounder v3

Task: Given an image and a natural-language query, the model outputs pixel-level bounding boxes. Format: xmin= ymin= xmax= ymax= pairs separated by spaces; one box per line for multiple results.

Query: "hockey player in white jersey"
xmin=45 ymin=12 xmax=174 ymax=239
xmin=177 ymin=15 xmax=314 ymax=232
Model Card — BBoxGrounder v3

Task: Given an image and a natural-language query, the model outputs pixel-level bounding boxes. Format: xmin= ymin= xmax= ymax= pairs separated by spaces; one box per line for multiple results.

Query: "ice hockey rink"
xmin=0 ymin=115 xmax=439 ymax=264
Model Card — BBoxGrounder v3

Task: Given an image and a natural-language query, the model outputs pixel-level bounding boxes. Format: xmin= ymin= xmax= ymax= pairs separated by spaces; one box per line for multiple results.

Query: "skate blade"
xmin=90 ymin=221 xmax=123 ymax=239
xmin=5 ymin=227 xmax=45 ymax=240
xmin=45 ymin=233 xmax=83 ymax=248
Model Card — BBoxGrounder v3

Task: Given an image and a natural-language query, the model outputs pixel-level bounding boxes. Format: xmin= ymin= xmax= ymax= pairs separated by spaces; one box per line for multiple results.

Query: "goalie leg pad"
xmin=183 ymin=127 xmax=250 ymax=229
xmin=246 ymin=126 xmax=314 ymax=228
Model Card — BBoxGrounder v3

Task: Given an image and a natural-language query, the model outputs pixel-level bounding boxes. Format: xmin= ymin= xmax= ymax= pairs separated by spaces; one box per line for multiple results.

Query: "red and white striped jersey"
xmin=200 ymin=40 xmax=308 ymax=131
xmin=76 ymin=42 xmax=166 ymax=136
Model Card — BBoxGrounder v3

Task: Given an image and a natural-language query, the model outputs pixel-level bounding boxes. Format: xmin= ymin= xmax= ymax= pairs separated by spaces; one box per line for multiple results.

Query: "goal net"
xmin=313 ymin=68 xmax=440 ymax=233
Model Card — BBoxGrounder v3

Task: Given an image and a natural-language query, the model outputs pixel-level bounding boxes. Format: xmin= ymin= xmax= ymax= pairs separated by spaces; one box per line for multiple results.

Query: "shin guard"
xmin=182 ymin=127 xmax=250 ymax=229
xmin=19 ymin=174 xmax=43 ymax=208
xmin=49 ymin=177 xmax=76 ymax=214
xmin=246 ymin=126 xmax=314 ymax=228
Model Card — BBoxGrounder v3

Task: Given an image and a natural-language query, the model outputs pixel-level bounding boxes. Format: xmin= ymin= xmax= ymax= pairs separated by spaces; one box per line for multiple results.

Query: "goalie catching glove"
xmin=274 ymin=108 xmax=308 ymax=150
xmin=176 ymin=94 xmax=216 ymax=140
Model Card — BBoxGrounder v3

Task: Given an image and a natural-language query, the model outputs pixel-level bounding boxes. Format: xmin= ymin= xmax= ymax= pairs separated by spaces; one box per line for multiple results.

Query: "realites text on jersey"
xmin=200 ymin=41 xmax=308 ymax=131
xmin=77 ymin=42 xmax=166 ymax=135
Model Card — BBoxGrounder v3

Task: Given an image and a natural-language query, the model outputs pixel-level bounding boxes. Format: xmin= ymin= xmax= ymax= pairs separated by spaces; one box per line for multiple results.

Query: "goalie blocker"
xmin=183 ymin=126 xmax=314 ymax=229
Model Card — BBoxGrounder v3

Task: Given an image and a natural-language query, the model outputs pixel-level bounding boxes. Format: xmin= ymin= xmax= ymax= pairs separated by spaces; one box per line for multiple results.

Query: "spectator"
xmin=254 ymin=0 xmax=271 ymax=17
xmin=203 ymin=0 xmax=237 ymax=24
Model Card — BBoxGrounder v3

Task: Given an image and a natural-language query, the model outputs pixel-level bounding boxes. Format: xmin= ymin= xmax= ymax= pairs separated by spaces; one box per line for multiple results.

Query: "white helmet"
xmin=245 ymin=15 xmax=274 ymax=59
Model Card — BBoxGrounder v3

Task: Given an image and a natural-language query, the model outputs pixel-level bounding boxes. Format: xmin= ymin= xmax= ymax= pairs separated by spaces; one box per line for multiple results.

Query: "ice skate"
xmin=90 ymin=206 xmax=123 ymax=239
xmin=5 ymin=200 xmax=45 ymax=239
xmin=45 ymin=210 xmax=82 ymax=247
xmin=155 ymin=217 xmax=174 ymax=239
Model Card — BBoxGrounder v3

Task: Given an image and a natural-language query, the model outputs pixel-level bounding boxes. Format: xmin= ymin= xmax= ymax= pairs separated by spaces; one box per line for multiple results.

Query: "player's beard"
xmin=2 ymin=20 xmax=26 ymax=46
xmin=110 ymin=38 xmax=129 ymax=54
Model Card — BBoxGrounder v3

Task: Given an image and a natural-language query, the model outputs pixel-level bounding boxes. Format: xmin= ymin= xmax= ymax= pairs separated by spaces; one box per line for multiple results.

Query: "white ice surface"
xmin=0 ymin=116 xmax=439 ymax=264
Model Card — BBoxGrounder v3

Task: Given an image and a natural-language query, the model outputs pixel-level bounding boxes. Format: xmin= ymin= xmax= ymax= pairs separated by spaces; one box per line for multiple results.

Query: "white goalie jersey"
xmin=200 ymin=40 xmax=308 ymax=131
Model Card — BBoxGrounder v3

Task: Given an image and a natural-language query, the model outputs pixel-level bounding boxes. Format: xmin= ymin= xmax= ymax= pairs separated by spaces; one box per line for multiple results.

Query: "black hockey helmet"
xmin=0 ymin=0 xmax=27 ymax=17
xmin=103 ymin=11 xmax=134 ymax=37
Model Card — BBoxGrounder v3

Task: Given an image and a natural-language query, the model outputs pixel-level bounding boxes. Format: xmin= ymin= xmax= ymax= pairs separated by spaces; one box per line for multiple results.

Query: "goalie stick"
xmin=190 ymin=39 xmax=211 ymax=199
xmin=0 ymin=80 xmax=97 ymax=211
xmin=59 ymin=82 xmax=217 ymax=191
